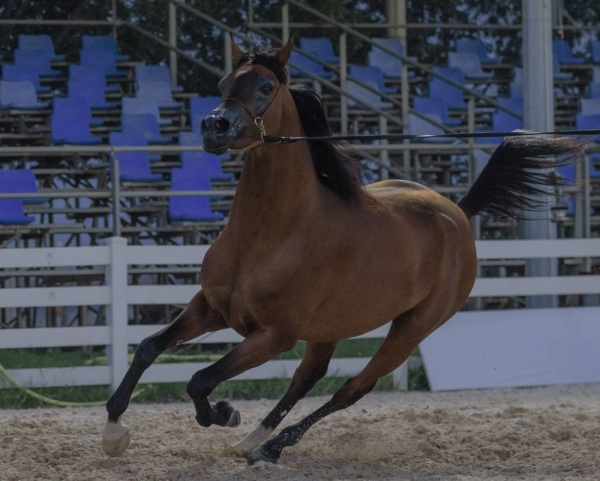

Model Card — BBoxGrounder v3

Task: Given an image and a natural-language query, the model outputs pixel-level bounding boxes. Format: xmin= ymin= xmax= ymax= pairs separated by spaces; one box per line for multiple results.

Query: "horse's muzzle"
xmin=201 ymin=110 xmax=237 ymax=154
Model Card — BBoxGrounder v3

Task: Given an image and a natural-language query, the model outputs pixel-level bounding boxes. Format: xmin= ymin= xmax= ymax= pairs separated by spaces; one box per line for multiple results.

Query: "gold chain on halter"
xmin=229 ymin=117 xmax=266 ymax=153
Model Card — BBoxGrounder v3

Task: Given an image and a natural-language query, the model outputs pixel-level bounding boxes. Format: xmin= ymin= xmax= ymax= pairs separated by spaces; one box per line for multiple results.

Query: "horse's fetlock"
xmin=106 ymin=395 xmax=129 ymax=421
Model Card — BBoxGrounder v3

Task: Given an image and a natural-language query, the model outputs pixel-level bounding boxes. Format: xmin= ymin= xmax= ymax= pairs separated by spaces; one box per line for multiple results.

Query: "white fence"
xmin=1 ymin=238 xmax=600 ymax=392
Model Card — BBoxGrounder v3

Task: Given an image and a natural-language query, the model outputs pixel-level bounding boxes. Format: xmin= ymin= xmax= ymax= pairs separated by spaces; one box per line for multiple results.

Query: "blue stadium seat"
xmin=13 ymin=49 xmax=61 ymax=77
xmin=589 ymin=83 xmax=600 ymax=98
xmin=575 ymin=114 xmax=600 ymax=176
xmin=0 ymin=168 xmax=47 ymax=205
xmin=53 ymin=96 xmax=103 ymax=127
xmin=349 ymin=65 xmax=396 ymax=94
xmin=580 ymin=98 xmax=600 ymax=115
xmin=553 ymin=39 xmax=585 ymax=65
xmin=68 ymin=78 xmax=118 ymax=110
xmin=590 ymin=40 xmax=600 ymax=64
xmin=476 ymin=102 xmax=523 ymax=145
xmin=121 ymin=113 xmax=171 ymax=144
xmin=0 ymin=80 xmax=49 ymax=109
xmin=346 ymin=79 xmax=393 ymax=110
xmin=18 ymin=34 xmax=65 ymax=61
xmin=122 ymin=97 xmax=171 ymax=126
xmin=81 ymin=35 xmax=130 ymax=61
xmin=69 ymin=65 xmax=118 ymax=93
xmin=413 ymin=96 xmax=462 ymax=127
xmin=80 ymin=49 xmax=126 ymax=78
xmin=178 ymin=131 xmax=234 ymax=181
xmin=429 ymin=67 xmax=467 ymax=110
xmin=455 ymin=38 xmax=499 ymax=65
xmin=169 ymin=167 xmax=224 ymax=222
xmin=509 ymin=82 xmax=523 ymax=99
xmin=2 ymin=64 xmax=50 ymax=94
xmin=367 ymin=37 xmax=404 ymax=78
xmin=299 ymin=37 xmax=340 ymax=64
xmin=0 ymin=199 xmax=36 ymax=225
xmin=407 ymin=113 xmax=449 ymax=143
xmin=553 ymin=53 xmax=574 ymax=80
xmin=448 ymin=52 xmax=493 ymax=80
xmin=135 ymin=64 xmax=183 ymax=93
xmin=189 ymin=96 xmax=221 ymax=133
xmin=135 ymin=80 xmax=183 ymax=109
xmin=51 ymin=98 xmax=101 ymax=144
xmin=288 ymin=51 xmax=334 ymax=80
xmin=109 ymin=131 xmax=162 ymax=182
xmin=496 ymin=96 xmax=523 ymax=115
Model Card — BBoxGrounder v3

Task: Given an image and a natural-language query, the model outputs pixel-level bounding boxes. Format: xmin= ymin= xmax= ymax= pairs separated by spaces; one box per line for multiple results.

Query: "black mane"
xmin=239 ymin=47 xmax=364 ymax=201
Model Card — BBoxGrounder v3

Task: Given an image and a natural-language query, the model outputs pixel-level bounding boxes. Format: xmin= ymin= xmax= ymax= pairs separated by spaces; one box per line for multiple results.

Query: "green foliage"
xmin=2 ymin=0 xmax=600 ymax=95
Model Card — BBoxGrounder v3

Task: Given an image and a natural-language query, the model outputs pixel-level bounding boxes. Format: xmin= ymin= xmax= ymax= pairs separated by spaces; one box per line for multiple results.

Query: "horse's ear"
xmin=230 ymin=33 xmax=245 ymax=65
xmin=275 ymin=34 xmax=294 ymax=66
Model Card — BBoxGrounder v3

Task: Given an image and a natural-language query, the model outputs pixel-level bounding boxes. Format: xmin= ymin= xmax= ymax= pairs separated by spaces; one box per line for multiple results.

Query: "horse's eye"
xmin=260 ymin=83 xmax=274 ymax=95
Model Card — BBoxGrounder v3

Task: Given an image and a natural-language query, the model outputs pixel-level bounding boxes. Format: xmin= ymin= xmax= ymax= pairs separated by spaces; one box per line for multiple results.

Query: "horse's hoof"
xmin=247 ymin=444 xmax=280 ymax=465
xmin=101 ymin=421 xmax=131 ymax=457
xmin=214 ymin=400 xmax=241 ymax=427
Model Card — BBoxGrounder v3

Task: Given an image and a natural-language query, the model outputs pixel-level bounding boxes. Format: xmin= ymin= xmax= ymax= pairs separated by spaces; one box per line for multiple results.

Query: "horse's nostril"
xmin=215 ymin=118 xmax=230 ymax=134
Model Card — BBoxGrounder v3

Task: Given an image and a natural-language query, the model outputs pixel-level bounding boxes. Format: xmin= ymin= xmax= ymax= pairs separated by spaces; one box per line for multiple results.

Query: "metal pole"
xmin=224 ymin=33 xmax=233 ymax=75
xmin=282 ymin=2 xmax=289 ymax=43
xmin=110 ymin=154 xmax=122 ymax=238
xmin=339 ymin=32 xmax=348 ymax=135
xmin=168 ymin=2 xmax=178 ymax=85
xmin=522 ymin=0 xmax=557 ymax=308
xmin=112 ymin=0 xmax=118 ymax=38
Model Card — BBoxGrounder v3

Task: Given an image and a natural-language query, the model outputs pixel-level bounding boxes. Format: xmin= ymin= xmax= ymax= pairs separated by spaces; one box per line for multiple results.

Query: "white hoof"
xmin=231 ymin=424 xmax=273 ymax=455
xmin=101 ymin=421 xmax=131 ymax=457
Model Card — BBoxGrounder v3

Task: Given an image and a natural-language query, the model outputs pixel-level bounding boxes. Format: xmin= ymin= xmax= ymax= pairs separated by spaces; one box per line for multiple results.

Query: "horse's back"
xmin=366 ymin=179 xmax=466 ymax=223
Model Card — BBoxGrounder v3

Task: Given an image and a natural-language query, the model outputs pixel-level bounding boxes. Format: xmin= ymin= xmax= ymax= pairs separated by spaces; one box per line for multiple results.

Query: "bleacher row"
xmin=0 ymin=34 xmax=234 ymax=246
xmin=294 ymin=35 xmax=600 ymax=233
xmin=2 ymin=33 xmax=600 ymax=247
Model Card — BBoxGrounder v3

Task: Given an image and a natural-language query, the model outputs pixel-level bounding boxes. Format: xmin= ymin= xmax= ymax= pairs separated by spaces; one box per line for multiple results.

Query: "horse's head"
xmin=201 ymin=36 xmax=294 ymax=155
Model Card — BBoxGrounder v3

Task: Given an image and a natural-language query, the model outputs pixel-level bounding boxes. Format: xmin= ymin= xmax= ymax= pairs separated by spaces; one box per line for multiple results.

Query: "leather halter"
xmin=222 ymin=84 xmax=281 ymax=153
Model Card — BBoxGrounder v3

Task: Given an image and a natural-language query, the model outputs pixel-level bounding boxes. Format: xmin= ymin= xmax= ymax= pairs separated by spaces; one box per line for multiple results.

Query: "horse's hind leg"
xmin=231 ymin=341 xmax=337 ymax=454
xmin=247 ymin=309 xmax=439 ymax=465
xmin=102 ymin=290 xmax=226 ymax=457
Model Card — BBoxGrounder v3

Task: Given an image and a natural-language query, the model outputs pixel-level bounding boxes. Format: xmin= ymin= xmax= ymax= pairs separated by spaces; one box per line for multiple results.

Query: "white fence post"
xmin=106 ymin=237 xmax=129 ymax=391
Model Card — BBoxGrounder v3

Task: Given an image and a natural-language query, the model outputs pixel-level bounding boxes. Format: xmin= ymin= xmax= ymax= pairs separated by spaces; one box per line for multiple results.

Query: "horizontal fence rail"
xmin=1 ymin=238 xmax=599 ymax=392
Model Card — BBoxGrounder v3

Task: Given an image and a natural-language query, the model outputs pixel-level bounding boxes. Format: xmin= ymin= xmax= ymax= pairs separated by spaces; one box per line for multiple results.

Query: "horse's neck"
xmin=229 ymin=141 xmax=320 ymax=235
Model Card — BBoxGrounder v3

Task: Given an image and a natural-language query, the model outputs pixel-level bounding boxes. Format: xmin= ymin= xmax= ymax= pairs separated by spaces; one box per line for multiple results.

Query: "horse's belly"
xmin=298 ymin=277 xmax=424 ymax=342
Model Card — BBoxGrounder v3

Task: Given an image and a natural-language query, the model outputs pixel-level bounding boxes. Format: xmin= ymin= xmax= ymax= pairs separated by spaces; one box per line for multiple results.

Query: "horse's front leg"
xmin=102 ymin=290 xmax=226 ymax=457
xmin=186 ymin=328 xmax=296 ymax=428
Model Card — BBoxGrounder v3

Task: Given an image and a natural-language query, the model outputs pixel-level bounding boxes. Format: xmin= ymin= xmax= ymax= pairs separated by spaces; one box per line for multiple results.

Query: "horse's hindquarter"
xmin=300 ymin=180 xmax=478 ymax=341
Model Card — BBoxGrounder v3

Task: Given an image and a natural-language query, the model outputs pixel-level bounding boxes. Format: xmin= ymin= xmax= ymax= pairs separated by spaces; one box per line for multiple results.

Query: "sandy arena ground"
xmin=1 ymin=384 xmax=600 ymax=481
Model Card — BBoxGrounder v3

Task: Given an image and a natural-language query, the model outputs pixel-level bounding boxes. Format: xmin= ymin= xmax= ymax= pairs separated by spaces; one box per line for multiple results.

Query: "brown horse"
xmin=102 ymin=36 xmax=587 ymax=464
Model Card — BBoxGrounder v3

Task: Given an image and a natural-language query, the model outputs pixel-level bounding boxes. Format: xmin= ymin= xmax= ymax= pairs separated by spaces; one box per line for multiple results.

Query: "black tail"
xmin=457 ymin=133 xmax=590 ymax=219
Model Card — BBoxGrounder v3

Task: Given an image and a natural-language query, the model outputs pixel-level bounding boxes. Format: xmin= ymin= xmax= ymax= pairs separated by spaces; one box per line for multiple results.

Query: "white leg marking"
xmin=231 ymin=424 xmax=274 ymax=454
